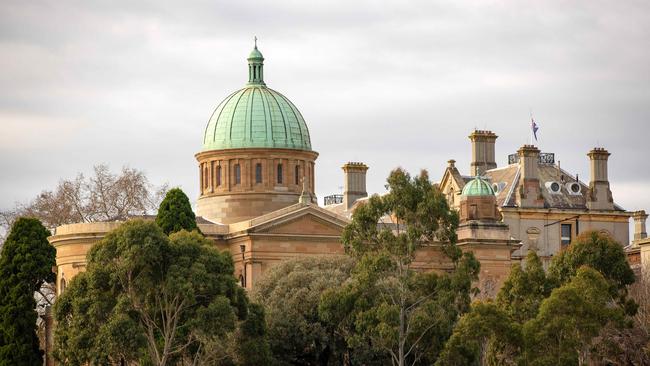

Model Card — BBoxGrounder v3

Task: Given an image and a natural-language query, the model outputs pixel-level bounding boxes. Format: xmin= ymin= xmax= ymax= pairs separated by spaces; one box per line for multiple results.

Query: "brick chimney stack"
xmin=342 ymin=162 xmax=369 ymax=210
xmin=516 ymin=145 xmax=544 ymax=208
xmin=633 ymin=210 xmax=648 ymax=242
xmin=586 ymin=148 xmax=614 ymax=211
xmin=469 ymin=130 xmax=498 ymax=176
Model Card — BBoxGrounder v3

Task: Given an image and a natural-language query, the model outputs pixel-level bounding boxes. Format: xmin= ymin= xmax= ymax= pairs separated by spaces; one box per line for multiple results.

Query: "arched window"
xmin=216 ymin=166 xmax=221 ymax=186
xmin=295 ymin=165 xmax=300 ymax=185
xmin=239 ymin=274 xmax=245 ymax=287
xmin=235 ymin=164 xmax=241 ymax=185
xmin=277 ymin=164 xmax=283 ymax=184
xmin=60 ymin=278 xmax=67 ymax=294
xmin=255 ymin=163 xmax=263 ymax=184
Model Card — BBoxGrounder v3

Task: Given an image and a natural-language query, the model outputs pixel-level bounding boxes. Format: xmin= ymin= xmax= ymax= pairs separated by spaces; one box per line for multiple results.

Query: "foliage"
xmin=232 ymin=303 xmax=273 ymax=366
xmin=319 ymin=168 xmax=478 ymax=366
xmin=523 ymin=267 xmax=626 ymax=366
xmin=548 ymin=231 xmax=636 ymax=312
xmin=53 ymin=221 xmax=248 ymax=366
xmin=156 ymin=188 xmax=199 ymax=235
xmin=0 ymin=217 xmax=56 ymax=366
xmin=496 ymin=251 xmax=553 ymax=324
xmin=252 ymin=256 xmax=355 ymax=365
xmin=436 ymin=302 xmax=521 ymax=366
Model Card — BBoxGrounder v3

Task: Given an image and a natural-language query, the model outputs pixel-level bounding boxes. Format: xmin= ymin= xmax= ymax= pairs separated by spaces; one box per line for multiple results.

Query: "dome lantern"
xmin=247 ymin=37 xmax=265 ymax=85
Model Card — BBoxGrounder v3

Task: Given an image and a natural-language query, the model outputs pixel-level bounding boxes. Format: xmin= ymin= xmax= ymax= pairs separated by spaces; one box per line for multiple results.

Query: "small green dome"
xmin=462 ymin=176 xmax=495 ymax=197
xmin=202 ymin=44 xmax=312 ymax=152
xmin=248 ymin=47 xmax=263 ymax=60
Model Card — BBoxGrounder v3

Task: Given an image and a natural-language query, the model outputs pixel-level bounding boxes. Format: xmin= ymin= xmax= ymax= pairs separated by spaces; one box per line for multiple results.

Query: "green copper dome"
xmin=202 ymin=45 xmax=312 ymax=152
xmin=462 ymin=176 xmax=495 ymax=197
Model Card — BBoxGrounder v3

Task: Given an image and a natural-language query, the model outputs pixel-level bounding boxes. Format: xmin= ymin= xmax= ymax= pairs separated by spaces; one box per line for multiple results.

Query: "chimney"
xmin=469 ymin=130 xmax=498 ymax=176
xmin=586 ymin=148 xmax=614 ymax=211
xmin=516 ymin=145 xmax=544 ymax=208
xmin=633 ymin=210 xmax=648 ymax=242
xmin=342 ymin=162 xmax=369 ymax=210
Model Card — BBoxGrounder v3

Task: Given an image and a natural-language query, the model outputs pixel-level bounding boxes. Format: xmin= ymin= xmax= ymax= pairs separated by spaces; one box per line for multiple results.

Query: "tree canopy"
xmin=0 ymin=217 xmax=56 ymax=366
xmin=156 ymin=188 xmax=199 ymax=235
xmin=319 ymin=169 xmax=479 ymax=366
xmin=252 ymin=255 xmax=356 ymax=365
xmin=53 ymin=220 xmax=249 ymax=366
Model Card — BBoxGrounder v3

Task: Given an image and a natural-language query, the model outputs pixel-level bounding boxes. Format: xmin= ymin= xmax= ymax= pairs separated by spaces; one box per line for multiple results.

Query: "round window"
xmin=492 ymin=183 xmax=499 ymax=193
xmin=570 ymin=183 xmax=580 ymax=193
xmin=550 ymin=182 xmax=560 ymax=192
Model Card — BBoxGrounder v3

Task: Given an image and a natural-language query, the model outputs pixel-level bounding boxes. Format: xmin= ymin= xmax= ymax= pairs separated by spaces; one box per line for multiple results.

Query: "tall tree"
xmin=156 ymin=188 xmax=199 ymax=235
xmin=232 ymin=303 xmax=273 ymax=366
xmin=0 ymin=217 xmax=56 ymax=365
xmin=496 ymin=251 xmax=553 ymax=324
xmin=523 ymin=267 xmax=626 ymax=365
xmin=54 ymin=221 xmax=249 ymax=366
xmin=548 ymin=231 xmax=636 ymax=313
xmin=436 ymin=302 xmax=521 ymax=366
xmin=252 ymin=256 xmax=356 ymax=365
xmin=319 ymin=169 xmax=479 ymax=366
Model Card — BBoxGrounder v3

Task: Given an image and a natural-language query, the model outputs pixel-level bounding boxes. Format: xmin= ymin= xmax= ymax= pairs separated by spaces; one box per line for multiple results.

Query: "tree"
xmin=523 ymin=267 xmax=626 ymax=366
xmin=54 ymin=221 xmax=249 ymax=366
xmin=232 ymin=303 xmax=273 ymax=366
xmin=156 ymin=188 xmax=199 ymax=235
xmin=252 ymin=256 xmax=356 ymax=365
xmin=0 ymin=217 xmax=56 ymax=365
xmin=496 ymin=251 xmax=553 ymax=324
xmin=0 ymin=164 xmax=168 ymax=244
xmin=548 ymin=231 xmax=636 ymax=313
xmin=319 ymin=169 xmax=479 ymax=366
xmin=436 ymin=302 xmax=521 ymax=366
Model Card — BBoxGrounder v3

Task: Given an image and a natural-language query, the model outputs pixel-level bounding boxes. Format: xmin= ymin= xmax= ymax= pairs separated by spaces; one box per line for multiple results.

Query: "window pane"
xmin=216 ymin=166 xmax=221 ymax=186
xmin=561 ymin=224 xmax=572 ymax=245
xmin=277 ymin=164 xmax=283 ymax=184
xmin=295 ymin=165 xmax=300 ymax=185
xmin=235 ymin=164 xmax=241 ymax=185
xmin=255 ymin=164 xmax=262 ymax=184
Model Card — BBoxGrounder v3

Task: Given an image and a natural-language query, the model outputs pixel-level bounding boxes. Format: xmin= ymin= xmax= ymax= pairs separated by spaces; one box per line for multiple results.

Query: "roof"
xmin=482 ymin=163 xmax=625 ymax=210
xmin=202 ymin=46 xmax=312 ymax=152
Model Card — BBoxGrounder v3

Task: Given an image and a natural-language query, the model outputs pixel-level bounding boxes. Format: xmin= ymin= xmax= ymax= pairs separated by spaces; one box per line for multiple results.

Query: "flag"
xmin=531 ymin=118 xmax=539 ymax=141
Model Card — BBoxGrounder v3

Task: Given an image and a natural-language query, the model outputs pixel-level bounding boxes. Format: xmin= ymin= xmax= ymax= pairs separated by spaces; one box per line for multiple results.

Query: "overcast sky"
xmin=2 ymin=1 xmax=649 ymax=225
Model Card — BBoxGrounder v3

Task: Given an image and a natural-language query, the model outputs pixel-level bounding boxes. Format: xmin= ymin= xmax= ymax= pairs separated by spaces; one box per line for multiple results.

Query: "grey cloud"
xmin=1 ymin=0 xmax=649 ymax=219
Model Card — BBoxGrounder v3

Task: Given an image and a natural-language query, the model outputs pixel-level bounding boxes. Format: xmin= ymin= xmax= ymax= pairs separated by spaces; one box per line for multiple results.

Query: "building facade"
xmin=439 ymin=130 xmax=631 ymax=266
xmin=49 ymin=45 xmax=635 ymax=302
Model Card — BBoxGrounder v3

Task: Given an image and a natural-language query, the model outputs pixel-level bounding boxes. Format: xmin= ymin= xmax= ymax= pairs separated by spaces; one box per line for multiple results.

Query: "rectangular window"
xmin=235 ymin=164 xmax=241 ymax=185
xmin=277 ymin=164 xmax=283 ymax=184
xmin=561 ymin=224 xmax=572 ymax=246
xmin=255 ymin=163 xmax=262 ymax=184
xmin=216 ymin=166 xmax=221 ymax=186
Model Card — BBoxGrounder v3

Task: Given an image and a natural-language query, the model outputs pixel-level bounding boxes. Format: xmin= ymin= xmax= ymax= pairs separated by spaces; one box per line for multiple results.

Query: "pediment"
xmin=244 ymin=204 xmax=348 ymax=236
xmin=263 ymin=214 xmax=343 ymax=235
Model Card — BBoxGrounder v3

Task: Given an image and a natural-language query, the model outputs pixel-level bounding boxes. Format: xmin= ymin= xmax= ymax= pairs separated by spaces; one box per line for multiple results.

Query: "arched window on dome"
xmin=216 ymin=166 xmax=222 ymax=187
xmin=235 ymin=164 xmax=241 ymax=185
xmin=255 ymin=163 xmax=262 ymax=184
xmin=277 ymin=164 xmax=283 ymax=185
xmin=295 ymin=165 xmax=300 ymax=185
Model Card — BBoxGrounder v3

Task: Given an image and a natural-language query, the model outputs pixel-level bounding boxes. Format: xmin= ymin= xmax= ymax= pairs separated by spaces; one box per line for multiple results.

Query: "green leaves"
xmin=53 ymin=220 xmax=248 ymax=365
xmin=0 ymin=217 xmax=55 ymax=366
xmin=155 ymin=188 xmax=199 ymax=236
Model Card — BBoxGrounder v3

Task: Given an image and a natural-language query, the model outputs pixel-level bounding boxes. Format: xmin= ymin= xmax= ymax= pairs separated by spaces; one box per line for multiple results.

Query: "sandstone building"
xmin=49 ymin=44 xmax=637 ymax=303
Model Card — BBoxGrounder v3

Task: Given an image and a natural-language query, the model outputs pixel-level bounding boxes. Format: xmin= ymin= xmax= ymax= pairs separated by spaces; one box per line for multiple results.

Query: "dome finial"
xmin=254 ymin=35 xmax=258 ymax=49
